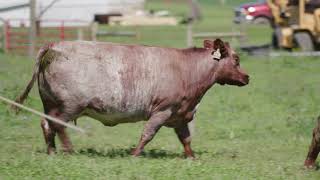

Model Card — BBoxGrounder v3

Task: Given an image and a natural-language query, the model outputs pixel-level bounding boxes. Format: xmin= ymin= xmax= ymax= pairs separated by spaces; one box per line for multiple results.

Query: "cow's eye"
xmin=234 ymin=60 xmax=239 ymax=67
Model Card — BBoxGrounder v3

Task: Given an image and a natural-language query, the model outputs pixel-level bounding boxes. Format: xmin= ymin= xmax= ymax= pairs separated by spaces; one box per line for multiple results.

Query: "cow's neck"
xmin=184 ymin=48 xmax=218 ymax=99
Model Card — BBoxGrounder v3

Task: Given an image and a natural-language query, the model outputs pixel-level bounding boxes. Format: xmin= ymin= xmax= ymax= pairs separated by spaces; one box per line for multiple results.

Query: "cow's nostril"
xmin=244 ymin=75 xmax=250 ymax=84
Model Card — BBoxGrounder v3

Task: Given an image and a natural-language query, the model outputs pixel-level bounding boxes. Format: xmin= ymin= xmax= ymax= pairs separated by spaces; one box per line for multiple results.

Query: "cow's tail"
xmin=12 ymin=45 xmax=50 ymax=111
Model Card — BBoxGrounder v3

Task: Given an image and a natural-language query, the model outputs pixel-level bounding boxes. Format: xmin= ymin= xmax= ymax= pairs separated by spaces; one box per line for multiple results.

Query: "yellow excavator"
xmin=268 ymin=0 xmax=320 ymax=51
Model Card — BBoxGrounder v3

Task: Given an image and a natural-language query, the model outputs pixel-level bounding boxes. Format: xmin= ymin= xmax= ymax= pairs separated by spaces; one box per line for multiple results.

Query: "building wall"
xmin=0 ymin=0 xmax=145 ymax=26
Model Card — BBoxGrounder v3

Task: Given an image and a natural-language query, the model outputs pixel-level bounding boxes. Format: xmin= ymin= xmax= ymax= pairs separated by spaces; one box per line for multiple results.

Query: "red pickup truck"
xmin=234 ymin=0 xmax=273 ymax=26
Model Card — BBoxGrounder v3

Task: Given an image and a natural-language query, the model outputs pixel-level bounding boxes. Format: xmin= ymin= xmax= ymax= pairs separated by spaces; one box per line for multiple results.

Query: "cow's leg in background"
xmin=188 ymin=120 xmax=195 ymax=137
xmin=174 ymin=123 xmax=195 ymax=159
xmin=131 ymin=109 xmax=172 ymax=156
xmin=54 ymin=123 xmax=73 ymax=154
xmin=304 ymin=116 xmax=320 ymax=169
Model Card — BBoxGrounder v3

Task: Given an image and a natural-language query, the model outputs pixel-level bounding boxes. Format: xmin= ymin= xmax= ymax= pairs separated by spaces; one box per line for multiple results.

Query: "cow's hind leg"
xmin=55 ymin=123 xmax=73 ymax=154
xmin=41 ymin=118 xmax=56 ymax=154
xmin=131 ymin=109 xmax=172 ymax=156
xmin=174 ymin=123 xmax=195 ymax=159
xmin=41 ymin=108 xmax=74 ymax=154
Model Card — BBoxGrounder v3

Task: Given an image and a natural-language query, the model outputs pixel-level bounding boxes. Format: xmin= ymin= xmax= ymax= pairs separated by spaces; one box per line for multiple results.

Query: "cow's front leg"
xmin=131 ymin=109 xmax=172 ymax=156
xmin=305 ymin=145 xmax=320 ymax=169
xmin=174 ymin=123 xmax=195 ymax=159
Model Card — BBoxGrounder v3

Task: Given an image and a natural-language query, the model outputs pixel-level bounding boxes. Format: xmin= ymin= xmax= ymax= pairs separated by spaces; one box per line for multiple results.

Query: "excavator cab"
xmin=268 ymin=0 xmax=320 ymax=51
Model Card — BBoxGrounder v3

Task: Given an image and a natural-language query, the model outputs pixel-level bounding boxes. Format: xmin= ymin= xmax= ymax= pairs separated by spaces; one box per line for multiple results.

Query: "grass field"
xmin=1 ymin=1 xmax=320 ymax=179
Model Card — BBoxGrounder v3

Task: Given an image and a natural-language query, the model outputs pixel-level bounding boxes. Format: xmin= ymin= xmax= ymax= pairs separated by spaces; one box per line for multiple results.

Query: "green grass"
xmin=1 ymin=1 xmax=320 ymax=179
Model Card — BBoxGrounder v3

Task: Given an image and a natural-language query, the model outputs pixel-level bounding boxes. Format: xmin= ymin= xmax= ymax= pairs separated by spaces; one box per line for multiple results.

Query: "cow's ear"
xmin=203 ymin=40 xmax=214 ymax=49
xmin=213 ymin=39 xmax=224 ymax=50
xmin=224 ymin=41 xmax=230 ymax=48
xmin=212 ymin=39 xmax=228 ymax=61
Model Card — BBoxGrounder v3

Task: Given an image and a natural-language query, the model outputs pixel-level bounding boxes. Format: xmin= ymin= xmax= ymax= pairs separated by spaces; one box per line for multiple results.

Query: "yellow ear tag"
xmin=212 ymin=49 xmax=221 ymax=60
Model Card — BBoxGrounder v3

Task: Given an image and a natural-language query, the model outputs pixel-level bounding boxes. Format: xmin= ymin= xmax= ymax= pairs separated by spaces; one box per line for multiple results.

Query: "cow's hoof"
xmin=304 ymin=164 xmax=317 ymax=170
xmin=185 ymin=155 xmax=196 ymax=160
xmin=10 ymin=105 xmax=21 ymax=114
xmin=304 ymin=159 xmax=317 ymax=170
xmin=62 ymin=148 xmax=74 ymax=154
xmin=131 ymin=148 xmax=141 ymax=157
xmin=187 ymin=156 xmax=196 ymax=160
xmin=47 ymin=149 xmax=56 ymax=155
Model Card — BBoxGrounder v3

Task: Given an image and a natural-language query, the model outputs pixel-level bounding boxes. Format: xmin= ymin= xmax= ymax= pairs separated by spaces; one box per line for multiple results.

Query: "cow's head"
xmin=204 ymin=39 xmax=249 ymax=86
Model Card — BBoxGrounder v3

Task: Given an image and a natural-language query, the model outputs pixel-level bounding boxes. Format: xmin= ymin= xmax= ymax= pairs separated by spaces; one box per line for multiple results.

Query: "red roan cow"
xmin=15 ymin=39 xmax=249 ymax=157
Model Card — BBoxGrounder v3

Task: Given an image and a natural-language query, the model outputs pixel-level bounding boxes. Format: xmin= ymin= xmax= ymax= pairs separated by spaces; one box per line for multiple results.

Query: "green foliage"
xmin=1 ymin=1 xmax=320 ymax=179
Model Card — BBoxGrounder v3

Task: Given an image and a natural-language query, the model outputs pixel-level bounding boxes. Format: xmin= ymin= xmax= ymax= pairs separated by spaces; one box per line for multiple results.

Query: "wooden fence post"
xmin=77 ymin=28 xmax=83 ymax=40
xmin=60 ymin=21 xmax=65 ymax=41
xmin=187 ymin=22 xmax=193 ymax=47
xmin=90 ymin=22 xmax=98 ymax=41
xmin=220 ymin=0 xmax=226 ymax=5
xmin=3 ymin=21 xmax=10 ymax=53
xmin=239 ymin=19 xmax=248 ymax=47
xmin=0 ymin=26 xmax=2 ymax=51
xmin=29 ymin=0 xmax=37 ymax=58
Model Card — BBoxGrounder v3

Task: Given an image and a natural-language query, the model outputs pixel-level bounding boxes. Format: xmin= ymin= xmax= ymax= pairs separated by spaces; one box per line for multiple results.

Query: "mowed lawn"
xmin=1 ymin=1 xmax=320 ymax=179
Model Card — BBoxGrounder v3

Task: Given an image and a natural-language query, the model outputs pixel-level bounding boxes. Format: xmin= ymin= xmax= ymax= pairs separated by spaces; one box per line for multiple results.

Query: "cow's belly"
xmin=84 ymin=109 xmax=147 ymax=126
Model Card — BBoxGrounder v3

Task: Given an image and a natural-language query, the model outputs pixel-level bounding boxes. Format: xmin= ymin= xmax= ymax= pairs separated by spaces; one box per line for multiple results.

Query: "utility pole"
xmin=186 ymin=0 xmax=201 ymax=47
xmin=29 ymin=0 xmax=36 ymax=58
xmin=187 ymin=20 xmax=193 ymax=47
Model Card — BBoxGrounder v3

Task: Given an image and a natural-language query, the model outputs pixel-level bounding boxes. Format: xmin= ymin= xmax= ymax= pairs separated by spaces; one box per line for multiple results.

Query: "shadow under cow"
xmin=75 ymin=147 xmax=209 ymax=159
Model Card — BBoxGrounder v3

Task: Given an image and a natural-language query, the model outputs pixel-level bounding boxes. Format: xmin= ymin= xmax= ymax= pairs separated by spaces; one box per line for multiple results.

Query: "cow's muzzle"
xmin=236 ymin=74 xmax=249 ymax=87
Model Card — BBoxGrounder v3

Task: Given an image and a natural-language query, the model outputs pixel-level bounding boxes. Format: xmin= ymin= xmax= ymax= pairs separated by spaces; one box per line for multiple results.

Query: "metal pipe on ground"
xmin=0 ymin=95 xmax=86 ymax=134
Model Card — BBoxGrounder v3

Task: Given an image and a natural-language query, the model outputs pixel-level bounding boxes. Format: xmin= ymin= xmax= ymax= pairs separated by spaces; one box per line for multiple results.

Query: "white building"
xmin=0 ymin=0 xmax=145 ymax=26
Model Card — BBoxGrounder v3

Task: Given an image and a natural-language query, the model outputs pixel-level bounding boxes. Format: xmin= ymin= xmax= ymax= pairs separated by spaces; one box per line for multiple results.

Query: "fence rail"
xmin=192 ymin=32 xmax=244 ymax=39
xmin=1 ymin=19 xmax=95 ymax=55
xmin=269 ymin=51 xmax=320 ymax=57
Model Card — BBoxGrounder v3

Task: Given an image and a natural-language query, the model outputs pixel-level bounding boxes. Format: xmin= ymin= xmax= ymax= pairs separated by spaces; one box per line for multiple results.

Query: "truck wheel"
xmin=294 ymin=32 xmax=314 ymax=51
xmin=253 ymin=17 xmax=270 ymax=25
xmin=272 ymin=32 xmax=279 ymax=49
